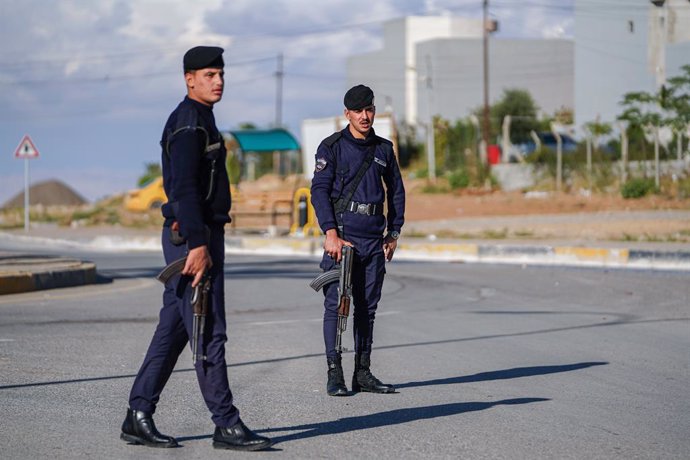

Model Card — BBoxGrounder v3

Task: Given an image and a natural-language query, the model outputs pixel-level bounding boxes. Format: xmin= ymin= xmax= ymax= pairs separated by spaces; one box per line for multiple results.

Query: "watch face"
xmin=390 ymin=231 xmax=400 ymax=240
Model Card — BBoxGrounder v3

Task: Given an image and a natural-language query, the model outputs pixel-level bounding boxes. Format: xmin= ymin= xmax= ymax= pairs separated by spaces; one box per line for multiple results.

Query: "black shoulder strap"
xmin=164 ymin=108 xmax=209 ymax=158
xmin=323 ymin=131 xmax=342 ymax=147
xmin=332 ymin=145 xmax=376 ymax=236
xmin=163 ymin=107 xmax=215 ymax=202
xmin=375 ymin=135 xmax=393 ymax=147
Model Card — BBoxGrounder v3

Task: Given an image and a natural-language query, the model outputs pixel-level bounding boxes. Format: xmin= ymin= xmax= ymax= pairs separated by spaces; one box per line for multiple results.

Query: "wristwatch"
xmin=389 ymin=231 xmax=400 ymax=240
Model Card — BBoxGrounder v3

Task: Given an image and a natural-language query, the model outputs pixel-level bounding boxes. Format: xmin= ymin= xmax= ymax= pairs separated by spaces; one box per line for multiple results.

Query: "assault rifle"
xmin=310 ymin=246 xmax=353 ymax=353
xmin=156 ymin=256 xmax=210 ymax=365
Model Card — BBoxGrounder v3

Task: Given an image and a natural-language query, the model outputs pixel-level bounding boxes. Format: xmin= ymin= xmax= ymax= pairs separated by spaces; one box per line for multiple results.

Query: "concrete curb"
xmin=0 ymin=255 xmax=97 ymax=295
xmin=228 ymin=237 xmax=690 ymax=271
xmin=2 ymin=232 xmax=690 ymax=296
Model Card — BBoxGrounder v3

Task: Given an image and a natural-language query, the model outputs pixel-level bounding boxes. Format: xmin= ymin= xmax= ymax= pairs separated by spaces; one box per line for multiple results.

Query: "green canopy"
xmin=227 ymin=128 xmax=299 ymax=152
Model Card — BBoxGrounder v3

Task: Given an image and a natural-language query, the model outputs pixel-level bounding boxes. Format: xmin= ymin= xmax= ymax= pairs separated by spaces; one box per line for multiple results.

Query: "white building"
xmin=574 ymin=0 xmax=690 ymax=125
xmin=347 ymin=15 xmax=574 ymax=126
xmin=415 ymin=38 xmax=573 ymax=125
xmin=347 ymin=16 xmax=484 ymax=126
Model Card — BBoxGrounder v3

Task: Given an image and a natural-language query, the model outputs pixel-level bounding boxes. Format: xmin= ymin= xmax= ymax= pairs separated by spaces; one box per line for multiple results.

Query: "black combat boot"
xmin=212 ymin=420 xmax=273 ymax=451
xmin=120 ymin=408 xmax=178 ymax=448
xmin=352 ymin=352 xmax=395 ymax=393
xmin=327 ymin=354 xmax=348 ymax=396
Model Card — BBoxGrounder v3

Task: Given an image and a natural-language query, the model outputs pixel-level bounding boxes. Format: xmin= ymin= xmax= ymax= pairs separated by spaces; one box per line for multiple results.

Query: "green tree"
xmin=618 ymin=90 xmax=663 ymax=128
xmin=664 ymin=64 xmax=690 ymax=152
xmin=618 ymin=65 xmax=690 ymax=160
xmin=553 ymin=106 xmax=574 ymax=125
xmin=137 ymin=162 xmax=161 ymax=187
xmin=584 ymin=119 xmax=613 ymax=157
xmin=491 ymin=88 xmax=540 ymax=144
xmin=396 ymin=121 xmax=422 ymax=168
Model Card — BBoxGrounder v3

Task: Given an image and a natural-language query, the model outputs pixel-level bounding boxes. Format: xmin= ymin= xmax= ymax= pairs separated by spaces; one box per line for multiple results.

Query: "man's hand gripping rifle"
xmin=156 ymin=256 xmax=210 ymax=365
xmin=310 ymin=246 xmax=353 ymax=353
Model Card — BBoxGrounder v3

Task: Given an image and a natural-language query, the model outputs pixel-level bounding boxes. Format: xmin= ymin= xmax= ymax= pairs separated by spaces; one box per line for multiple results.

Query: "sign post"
xmin=14 ymin=135 xmax=40 ymax=232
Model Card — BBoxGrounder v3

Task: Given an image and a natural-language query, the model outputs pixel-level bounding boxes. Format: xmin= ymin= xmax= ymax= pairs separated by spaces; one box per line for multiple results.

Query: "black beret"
xmin=183 ymin=46 xmax=224 ymax=71
xmin=344 ymin=84 xmax=374 ymax=110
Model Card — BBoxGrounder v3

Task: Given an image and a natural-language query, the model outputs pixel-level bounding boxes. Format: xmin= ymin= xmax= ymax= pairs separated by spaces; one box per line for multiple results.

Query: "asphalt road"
xmin=0 ymin=248 xmax=688 ymax=459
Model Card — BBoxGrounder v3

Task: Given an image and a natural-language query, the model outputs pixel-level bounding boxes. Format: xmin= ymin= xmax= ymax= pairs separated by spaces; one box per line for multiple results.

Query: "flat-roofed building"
xmin=574 ymin=0 xmax=690 ymax=124
xmin=347 ymin=15 xmax=573 ymax=127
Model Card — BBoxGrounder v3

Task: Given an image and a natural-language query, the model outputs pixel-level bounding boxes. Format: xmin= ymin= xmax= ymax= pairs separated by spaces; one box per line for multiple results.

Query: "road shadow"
xmin=396 ymin=362 xmax=608 ymax=389
xmin=258 ymin=398 xmax=549 ymax=444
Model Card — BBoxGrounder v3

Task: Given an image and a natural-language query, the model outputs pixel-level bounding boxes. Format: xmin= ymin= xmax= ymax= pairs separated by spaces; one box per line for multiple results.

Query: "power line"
xmin=0 ymin=56 xmax=278 ymax=85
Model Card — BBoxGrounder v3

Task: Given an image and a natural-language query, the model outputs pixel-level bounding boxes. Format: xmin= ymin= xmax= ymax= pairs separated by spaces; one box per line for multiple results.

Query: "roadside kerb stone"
xmin=226 ymin=236 xmax=320 ymax=256
xmin=3 ymin=232 xmax=690 ymax=297
xmin=0 ymin=255 xmax=97 ymax=295
xmin=227 ymin=237 xmax=690 ymax=271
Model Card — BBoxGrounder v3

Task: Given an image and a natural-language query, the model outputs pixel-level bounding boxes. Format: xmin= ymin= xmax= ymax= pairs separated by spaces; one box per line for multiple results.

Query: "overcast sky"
xmin=0 ymin=0 xmax=573 ymax=204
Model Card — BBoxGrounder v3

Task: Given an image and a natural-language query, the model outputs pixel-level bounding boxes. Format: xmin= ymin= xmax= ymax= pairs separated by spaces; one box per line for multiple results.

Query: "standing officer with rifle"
xmin=120 ymin=46 xmax=272 ymax=451
xmin=310 ymin=84 xmax=405 ymax=396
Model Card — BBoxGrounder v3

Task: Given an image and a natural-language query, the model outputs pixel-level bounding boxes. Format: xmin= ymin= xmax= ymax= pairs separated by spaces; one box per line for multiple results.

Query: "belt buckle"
xmin=357 ymin=203 xmax=370 ymax=215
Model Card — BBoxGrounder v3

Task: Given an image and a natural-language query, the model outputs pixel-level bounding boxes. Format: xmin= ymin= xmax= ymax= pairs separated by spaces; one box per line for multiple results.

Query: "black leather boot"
xmin=327 ymin=354 xmax=348 ymax=396
xmin=120 ymin=409 xmax=178 ymax=448
xmin=213 ymin=420 xmax=273 ymax=451
xmin=352 ymin=352 xmax=395 ymax=393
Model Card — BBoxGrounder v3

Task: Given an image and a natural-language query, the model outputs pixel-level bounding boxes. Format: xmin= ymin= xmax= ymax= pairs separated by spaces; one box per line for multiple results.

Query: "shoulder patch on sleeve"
xmin=315 ymin=157 xmax=328 ymax=172
xmin=374 ymin=157 xmax=387 ymax=167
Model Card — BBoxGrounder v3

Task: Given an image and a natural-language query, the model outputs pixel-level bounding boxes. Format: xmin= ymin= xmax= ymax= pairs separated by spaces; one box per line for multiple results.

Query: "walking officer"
xmin=120 ymin=46 xmax=272 ymax=451
xmin=311 ymin=84 xmax=406 ymax=396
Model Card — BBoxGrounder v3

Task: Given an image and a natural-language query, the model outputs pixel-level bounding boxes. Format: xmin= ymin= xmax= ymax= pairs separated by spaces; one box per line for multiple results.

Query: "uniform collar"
xmin=343 ymin=125 xmax=377 ymax=146
xmin=184 ymin=95 xmax=214 ymax=114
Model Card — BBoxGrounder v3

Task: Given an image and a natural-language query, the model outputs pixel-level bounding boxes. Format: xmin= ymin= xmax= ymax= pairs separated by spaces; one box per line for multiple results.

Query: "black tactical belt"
xmin=347 ymin=201 xmax=383 ymax=216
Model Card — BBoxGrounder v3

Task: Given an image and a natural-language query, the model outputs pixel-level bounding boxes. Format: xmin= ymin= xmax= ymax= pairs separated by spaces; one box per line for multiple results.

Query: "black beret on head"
xmin=183 ymin=46 xmax=224 ymax=71
xmin=344 ymin=84 xmax=374 ymax=110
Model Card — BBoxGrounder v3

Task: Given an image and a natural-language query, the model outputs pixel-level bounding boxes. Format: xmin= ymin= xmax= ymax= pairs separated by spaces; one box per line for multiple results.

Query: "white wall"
xmin=301 ymin=114 xmax=395 ymax=180
xmin=574 ymin=0 xmax=690 ymax=125
xmin=347 ymin=16 xmax=483 ymax=126
xmin=416 ymin=38 xmax=574 ymax=124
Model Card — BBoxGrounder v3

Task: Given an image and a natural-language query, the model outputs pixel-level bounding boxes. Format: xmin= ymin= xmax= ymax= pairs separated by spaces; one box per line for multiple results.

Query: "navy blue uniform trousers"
xmin=128 ymin=224 xmax=239 ymax=428
xmin=321 ymin=235 xmax=386 ymax=360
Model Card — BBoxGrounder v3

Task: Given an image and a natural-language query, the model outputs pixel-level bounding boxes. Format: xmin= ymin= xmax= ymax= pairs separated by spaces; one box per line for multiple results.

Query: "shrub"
xmin=621 ymin=178 xmax=656 ymax=199
xmin=677 ymin=176 xmax=690 ymax=199
xmin=448 ymin=168 xmax=470 ymax=190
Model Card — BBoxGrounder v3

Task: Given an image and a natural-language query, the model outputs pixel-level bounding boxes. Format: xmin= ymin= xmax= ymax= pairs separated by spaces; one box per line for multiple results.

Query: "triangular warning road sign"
xmin=14 ymin=135 xmax=40 ymax=159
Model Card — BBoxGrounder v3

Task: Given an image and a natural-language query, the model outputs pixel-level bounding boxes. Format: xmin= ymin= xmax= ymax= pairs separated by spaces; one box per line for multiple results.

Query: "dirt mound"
xmin=2 ymin=179 xmax=88 ymax=209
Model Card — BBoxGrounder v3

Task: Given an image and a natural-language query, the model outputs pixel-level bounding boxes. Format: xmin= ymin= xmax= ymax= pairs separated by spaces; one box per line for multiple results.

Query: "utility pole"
xmin=481 ymin=0 xmax=490 ymax=158
xmin=275 ymin=52 xmax=283 ymax=127
xmin=649 ymin=1 xmax=667 ymax=187
xmin=550 ymin=122 xmax=563 ymax=192
xmin=425 ymin=54 xmax=436 ymax=183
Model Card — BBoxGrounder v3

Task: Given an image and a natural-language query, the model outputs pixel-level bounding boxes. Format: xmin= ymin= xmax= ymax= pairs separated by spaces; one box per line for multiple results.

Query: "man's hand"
xmin=183 ymin=245 xmax=212 ymax=287
xmin=383 ymin=235 xmax=398 ymax=262
xmin=323 ymin=229 xmax=353 ymax=263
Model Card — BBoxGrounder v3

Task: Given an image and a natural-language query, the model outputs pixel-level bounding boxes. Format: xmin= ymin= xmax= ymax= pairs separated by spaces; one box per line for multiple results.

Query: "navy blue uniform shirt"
xmin=160 ymin=96 xmax=231 ymax=249
xmin=311 ymin=126 xmax=405 ymax=239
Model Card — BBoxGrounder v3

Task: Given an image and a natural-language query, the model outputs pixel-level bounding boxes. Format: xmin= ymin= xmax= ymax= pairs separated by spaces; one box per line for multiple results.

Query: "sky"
xmin=0 ymin=0 xmax=573 ymax=205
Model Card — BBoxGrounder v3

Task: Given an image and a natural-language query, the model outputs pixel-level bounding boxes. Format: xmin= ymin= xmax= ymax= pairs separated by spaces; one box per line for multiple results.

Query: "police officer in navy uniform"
xmin=311 ymin=84 xmax=405 ymax=396
xmin=120 ymin=46 xmax=272 ymax=451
